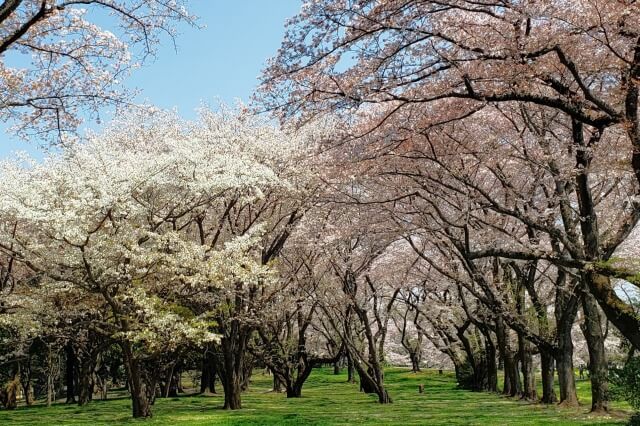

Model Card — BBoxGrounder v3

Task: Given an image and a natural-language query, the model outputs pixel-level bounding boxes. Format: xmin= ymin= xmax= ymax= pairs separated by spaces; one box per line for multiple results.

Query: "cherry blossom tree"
xmin=261 ymin=0 xmax=640 ymax=355
xmin=0 ymin=105 xmax=326 ymax=416
xmin=0 ymin=0 xmax=194 ymax=141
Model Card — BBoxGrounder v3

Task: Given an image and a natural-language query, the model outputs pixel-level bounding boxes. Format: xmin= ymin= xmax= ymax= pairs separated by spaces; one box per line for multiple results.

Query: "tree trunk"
xmin=168 ymin=370 xmax=179 ymax=397
xmin=286 ymin=383 xmax=300 ymax=398
xmin=410 ymin=352 xmax=421 ymax=373
xmin=555 ymin=323 xmax=579 ymax=407
xmin=333 ymin=361 xmax=341 ymax=375
xmin=77 ymin=353 xmax=95 ymax=406
xmin=503 ymin=353 xmax=519 ymax=397
xmin=220 ymin=371 xmax=242 ymax=410
xmin=217 ymin=328 xmax=248 ymax=410
xmin=162 ymin=363 xmax=177 ymax=398
xmin=358 ymin=367 xmax=377 ymax=394
xmin=200 ymin=349 xmax=217 ymax=394
xmin=47 ymin=369 xmax=54 ymax=407
xmin=482 ymin=329 xmax=498 ymax=393
xmin=355 ymin=363 xmax=392 ymax=403
xmin=20 ymin=356 xmax=33 ymax=406
xmin=287 ymin=361 xmax=314 ymax=398
xmin=121 ymin=341 xmax=152 ymax=418
xmin=347 ymin=353 xmax=355 ymax=384
xmin=378 ymin=387 xmax=392 ymax=403
xmin=273 ymin=374 xmax=283 ymax=393
xmin=495 ymin=317 xmax=518 ymax=395
xmin=285 ymin=367 xmax=309 ymax=399
xmin=539 ymin=349 xmax=557 ymax=404
xmin=65 ymin=342 xmax=77 ymax=404
xmin=240 ymin=359 xmax=253 ymax=392
xmin=5 ymin=364 xmax=20 ymax=410
xmin=581 ymin=288 xmax=609 ymax=413
xmin=518 ymin=334 xmax=536 ymax=400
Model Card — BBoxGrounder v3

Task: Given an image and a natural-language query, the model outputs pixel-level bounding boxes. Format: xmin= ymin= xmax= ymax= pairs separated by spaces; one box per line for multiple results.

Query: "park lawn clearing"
xmin=0 ymin=368 xmax=632 ymax=425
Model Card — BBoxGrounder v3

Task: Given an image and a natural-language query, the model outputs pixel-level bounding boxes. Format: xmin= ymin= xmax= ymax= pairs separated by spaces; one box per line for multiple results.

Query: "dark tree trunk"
xmin=495 ymin=318 xmax=518 ymax=396
xmin=540 ymin=349 xmax=557 ymax=404
xmin=77 ymin=352 xmax=96 ymax=406
xmin=452 ymin=355 xmax=465 ymax=385
xmin=346 ymin=353 xmax=355 ymax=384
xmin=200 ymin=350 xmax=217 ymax=394
xmin=555 ymin=323 xmax=579 ymax=407
xmin=378 ymin=387 xmax=392 ymax=403
xmin=351 ymin=299 xmax=393 ymax=404
xmin=65 ymin=342 xmax=77 ymax=404
xmin=273 ymin=375 xmax=283 ymax=393
xmin=167 ymin=369 xmax=179 ymax=398
xmin=482 ymin=329 xmax=498 ymax=393
xmin=581 ymin=288 xmax=609 ymax=413
xmin=240 ymin=359 xmax=253 ymax=392
xmin=333 ymin=361 xmax=341 ymax=375
xmin=553 ymin=271 xmax=580 ymax=407
xmin=217 ymin=326 xmax=250 ymax=410
xmin=20 ymin=355 xmax=33 ymax=406
xmin=518 ymin=335 xmax=536 ymax=400
xmin=503 ymin=353 xmax=519 ymax=397
xmin=121 ymin=341 xmax=152 ymax=418
xmin=200 ymin=357 xmax=210 ymax=394
xmin=285 ymin=358 xmax=315 ymax=398
xmin=355 ymin=364 xmax=391 ymax=403
xmin=285 ymin=383 xmax=300 ymax=398
xmin=4 ymin=363 xmax=20 ymax=410
xmin=410 ymin=352 xmax=421 ymax=373
xmin=220 ymin=370 xmax=242 ymax=410
xmin=358 ymin=367 xmax=377 ymax=394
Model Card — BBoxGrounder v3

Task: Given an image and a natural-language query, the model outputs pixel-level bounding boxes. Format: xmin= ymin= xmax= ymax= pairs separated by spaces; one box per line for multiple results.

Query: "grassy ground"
xmin=0 ymin=368 xmax=633 ymax=425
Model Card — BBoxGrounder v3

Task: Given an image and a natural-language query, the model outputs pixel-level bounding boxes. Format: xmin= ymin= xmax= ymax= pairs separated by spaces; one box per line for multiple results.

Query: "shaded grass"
xmin=0 ymin=368 xmax=632 ymax=425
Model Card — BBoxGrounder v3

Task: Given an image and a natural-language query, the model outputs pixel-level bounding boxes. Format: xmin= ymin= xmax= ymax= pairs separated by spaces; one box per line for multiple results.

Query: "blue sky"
xmin=0 ymin=0 xmax=301 ymax=159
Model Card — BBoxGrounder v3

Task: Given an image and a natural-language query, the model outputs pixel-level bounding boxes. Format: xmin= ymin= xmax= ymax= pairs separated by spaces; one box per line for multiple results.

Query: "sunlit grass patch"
xmin=0 ymin=368 xmax=632 ymax=425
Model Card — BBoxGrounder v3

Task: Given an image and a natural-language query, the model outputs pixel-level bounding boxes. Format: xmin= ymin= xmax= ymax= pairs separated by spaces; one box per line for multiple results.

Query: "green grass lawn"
xmin=0 ymin=368 xmax=633 ymax=425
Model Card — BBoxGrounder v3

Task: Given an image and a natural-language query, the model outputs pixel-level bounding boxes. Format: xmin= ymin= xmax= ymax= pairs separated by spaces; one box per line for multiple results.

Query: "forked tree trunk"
xmin=285 ymin=360 xmax=315 ymax=398
xmin=355 ymin=364 xmax=392 ymax=403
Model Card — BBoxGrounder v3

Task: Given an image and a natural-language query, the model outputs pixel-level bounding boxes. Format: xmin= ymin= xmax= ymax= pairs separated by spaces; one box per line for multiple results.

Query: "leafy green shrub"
xmin=610 ymin=357 xmax=640 ymax=424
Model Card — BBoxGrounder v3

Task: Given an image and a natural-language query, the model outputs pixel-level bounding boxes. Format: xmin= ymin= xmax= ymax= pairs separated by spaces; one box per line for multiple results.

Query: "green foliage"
xmin=165 ymin=303 xmax=195 ymax=320
xmin=610 ymin=357 xmax=640 ymax=412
